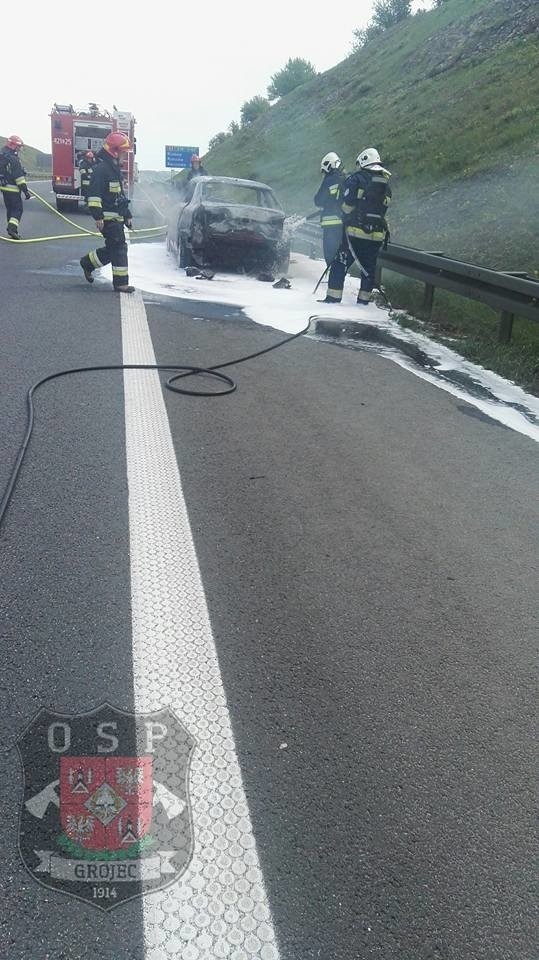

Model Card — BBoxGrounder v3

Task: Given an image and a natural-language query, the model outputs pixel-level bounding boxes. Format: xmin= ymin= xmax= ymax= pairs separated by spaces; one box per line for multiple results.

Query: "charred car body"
xmin=168 ymin=176 xmax=289 ymax=273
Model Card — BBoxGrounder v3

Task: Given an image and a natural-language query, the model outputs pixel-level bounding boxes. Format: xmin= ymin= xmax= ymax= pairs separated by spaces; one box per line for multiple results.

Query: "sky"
xmin=15 ymin=0 xmax=432 ymax=170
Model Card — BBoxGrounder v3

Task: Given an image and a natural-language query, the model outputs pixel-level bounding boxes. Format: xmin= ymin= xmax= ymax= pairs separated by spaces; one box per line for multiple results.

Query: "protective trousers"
xmin=322 ymin=224 xmax=344 ymax=268
xmin=1 ymin=189 xmax=23 ymax=231
xmin=81 ymin=221 xmax=129 ymax=288
xmin=326 ymin=235 xmax=383 ymax=303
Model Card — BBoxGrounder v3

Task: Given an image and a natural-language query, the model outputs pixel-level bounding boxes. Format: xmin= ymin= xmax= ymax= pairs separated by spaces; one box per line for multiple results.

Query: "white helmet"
xmin=321 ymin=151 xmax=342 ymax=173
xmin=356 ymin=147 xmax=381 ymax=168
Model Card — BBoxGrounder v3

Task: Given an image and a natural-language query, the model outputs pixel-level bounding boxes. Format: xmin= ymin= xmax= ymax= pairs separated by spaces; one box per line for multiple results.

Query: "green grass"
xmin=205 ymin=0 xmax=539 ymax=229
xmin=0 ymin=136 xmax=51 ymax=178
xmin=203 ymin=0 xmax=539 ymax=389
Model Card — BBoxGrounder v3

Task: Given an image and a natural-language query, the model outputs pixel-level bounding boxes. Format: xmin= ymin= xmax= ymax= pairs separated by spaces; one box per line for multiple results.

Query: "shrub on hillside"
xmin=267 ymin=58 xmax=318 ymax=99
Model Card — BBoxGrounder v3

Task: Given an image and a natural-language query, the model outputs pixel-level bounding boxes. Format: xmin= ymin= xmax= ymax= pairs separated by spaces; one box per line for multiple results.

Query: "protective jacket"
xmin=341 ymin=167 xmax=392 ymax=242
xmin=0 ymin=146 xmax=28 ymax=194
xmin=79 ymin=156 xmax=95 ymax=179
xmin=314 ymin=170 xmax=345 ymax=227
xmin=87 ymin=149 xmax=131 ymax=222
xmin=186 ymin=165 xmax=208 ymax=182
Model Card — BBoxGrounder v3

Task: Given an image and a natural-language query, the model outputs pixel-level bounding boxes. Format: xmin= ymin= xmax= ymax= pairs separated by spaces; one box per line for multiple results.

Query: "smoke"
xmin=392 ymin=158 xmax=539 ymax=271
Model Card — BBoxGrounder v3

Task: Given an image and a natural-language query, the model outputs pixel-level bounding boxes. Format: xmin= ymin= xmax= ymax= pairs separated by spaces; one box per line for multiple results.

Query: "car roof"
xmin=195 ymin=175 xmax=274 ymax=191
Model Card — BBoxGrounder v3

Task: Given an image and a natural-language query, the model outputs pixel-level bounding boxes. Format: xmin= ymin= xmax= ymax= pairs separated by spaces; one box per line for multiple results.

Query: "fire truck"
xmin=50 ymin=103 xmax=136 ymax=211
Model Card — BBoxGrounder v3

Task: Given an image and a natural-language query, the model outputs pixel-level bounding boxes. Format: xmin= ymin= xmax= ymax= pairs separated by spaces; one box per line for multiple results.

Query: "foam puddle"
xmin=84 ymin=243 xmax=539 ymax=443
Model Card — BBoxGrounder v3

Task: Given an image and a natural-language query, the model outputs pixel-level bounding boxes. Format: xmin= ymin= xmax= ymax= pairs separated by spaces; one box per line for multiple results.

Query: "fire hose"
xmin=0 ymin=186 xmax=167 ymax=243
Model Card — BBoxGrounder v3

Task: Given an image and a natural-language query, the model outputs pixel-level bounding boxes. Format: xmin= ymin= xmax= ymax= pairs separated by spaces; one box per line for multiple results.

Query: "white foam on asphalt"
xmin=114 ymin=243 xmax=539 ymax=443
xmin=121 ymin=290 xmax=280 ymax=960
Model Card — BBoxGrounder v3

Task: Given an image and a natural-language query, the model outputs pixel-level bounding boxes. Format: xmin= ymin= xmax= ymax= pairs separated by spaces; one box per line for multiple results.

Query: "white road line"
xmin=121 ymin=292 xmax=280 ymax=960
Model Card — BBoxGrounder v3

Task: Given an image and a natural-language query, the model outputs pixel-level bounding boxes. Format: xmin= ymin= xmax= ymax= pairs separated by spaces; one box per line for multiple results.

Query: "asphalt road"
xmin=0 ymin=185 xmax=537 ymax=960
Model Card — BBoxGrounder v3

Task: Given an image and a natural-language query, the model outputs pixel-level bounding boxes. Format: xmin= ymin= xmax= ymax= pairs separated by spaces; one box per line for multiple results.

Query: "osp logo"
xmin=17 ymin=704 xmax=196 ymax=910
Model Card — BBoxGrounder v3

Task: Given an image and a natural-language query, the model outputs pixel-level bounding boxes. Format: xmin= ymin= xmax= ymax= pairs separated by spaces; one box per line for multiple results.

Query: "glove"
xmin=24 ymin=190 xmax=31 ymax=200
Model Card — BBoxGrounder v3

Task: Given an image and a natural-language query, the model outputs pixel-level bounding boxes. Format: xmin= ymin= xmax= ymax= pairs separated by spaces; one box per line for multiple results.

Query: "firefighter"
xmin=186 ymin=154 xmax=208 ymax=182
xmin=79 ymin=132 xmax=135 ymax=293
xmin=79 ymin=150 xmax=96 ymax=204
xmin=0 ymin=135 xmax=31 ymax=239
xmin=314 ymin=152 xmax=345 ymax=268
xmin=323 ymin=147 xmax=391 ymax=305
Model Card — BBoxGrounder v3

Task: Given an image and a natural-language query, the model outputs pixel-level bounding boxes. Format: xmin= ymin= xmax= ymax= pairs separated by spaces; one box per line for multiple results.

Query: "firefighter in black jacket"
xmin=323 ymin=147 xmax=392 ymax=305
xmin=314 ymin=152 xmax=345 ymax=268
xmin=186 ymin=154 xmax=208 ymax=182
xmin=79 ymin=132 xmax=134 ymax=293
xmin=0 ymin=135 xmax=31 ymax=239
xmin=79 ymin=150 xmax=96 ymax=204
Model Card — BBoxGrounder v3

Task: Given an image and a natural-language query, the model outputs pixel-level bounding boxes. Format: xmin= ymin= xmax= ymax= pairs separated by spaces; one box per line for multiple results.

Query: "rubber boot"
xmin=80 ymin=258 xmax=94 ymax=283
xmin=115 ymin=285 xmax=135 ymax=294
xmin=7 ymin=223 xmax=20 ymax=240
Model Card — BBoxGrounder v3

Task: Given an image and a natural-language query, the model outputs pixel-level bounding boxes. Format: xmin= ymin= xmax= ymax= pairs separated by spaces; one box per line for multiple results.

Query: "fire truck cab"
xmin=50 ymin=103 xmax=136 ymax=211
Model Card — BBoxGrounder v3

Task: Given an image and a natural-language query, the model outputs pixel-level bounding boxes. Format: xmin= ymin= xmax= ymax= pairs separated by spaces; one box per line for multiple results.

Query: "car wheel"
xmin=276 ymin=251 xmax=290 ymax=275
xmin=179 ymin=237 xmax=193 ymax=269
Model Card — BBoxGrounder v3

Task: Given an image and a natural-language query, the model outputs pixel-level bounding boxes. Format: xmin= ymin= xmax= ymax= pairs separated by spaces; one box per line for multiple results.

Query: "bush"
xmin=240 ymin=96 xmax=270 ymax=125
xmin=352 ymin=0 xmax=412 ymax=49
xmin=267 ymin=58 xmax=317 ymax=99
xmin=352 ymin=23 xmax=383 ymax=50
xmin=208 ymin=132 xmax=228 ymax=150
xmin=372 ymin=0 xmax=412 ymax=29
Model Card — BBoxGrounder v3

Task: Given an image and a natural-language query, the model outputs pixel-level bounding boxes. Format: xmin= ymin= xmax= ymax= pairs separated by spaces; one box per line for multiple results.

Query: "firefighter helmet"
xmin=103 ymin=132 xmax=131 ymax=158
xmin=6 ymin=135 xmax=24 ymax=151
xmin=320 ymin=152 xmax=342 ymax=173
xmin=356 ymin=147 xmax=381 ymax=169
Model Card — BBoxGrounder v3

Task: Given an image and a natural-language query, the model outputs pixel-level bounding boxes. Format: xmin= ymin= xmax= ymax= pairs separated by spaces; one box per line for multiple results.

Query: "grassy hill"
xmin=0 ymin=137 xmax=51 ymax=178
xmin=204 ymin=0 xmax=539 ymax=270
xmin=203 ymin=0 xmax=539 ymax=390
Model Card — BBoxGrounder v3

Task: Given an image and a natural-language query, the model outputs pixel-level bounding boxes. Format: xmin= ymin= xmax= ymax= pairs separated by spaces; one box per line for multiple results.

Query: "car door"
xmin=177 ymin=180 xmax=197 ymax=245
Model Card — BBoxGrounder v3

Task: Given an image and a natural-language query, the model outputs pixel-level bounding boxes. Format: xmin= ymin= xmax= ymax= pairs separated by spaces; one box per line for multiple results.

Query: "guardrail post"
xmin=498 ymin=311 xmax=514 ymax=344
xmin=423 ymin=283 xmax=435 ymax=318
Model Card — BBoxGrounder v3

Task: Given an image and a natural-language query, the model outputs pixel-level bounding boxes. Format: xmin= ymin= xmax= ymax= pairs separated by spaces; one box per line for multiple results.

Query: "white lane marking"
xmin=121 ymin=291 xmax=280 ymax=960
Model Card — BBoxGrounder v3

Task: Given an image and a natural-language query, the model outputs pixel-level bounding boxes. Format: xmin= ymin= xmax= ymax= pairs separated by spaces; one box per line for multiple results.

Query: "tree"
xmin=228 ymin=120 xmax=240 ymax=135
xmin=240 ymin=96 xmax=270 ymax=126
xmin=352 ymin=22 xmax=383 ymax=50
xmin=208 ymin=132 xmax=228 ymax=151
xmin=267 ymin=58 xmax=317 ymax=100
xmin=371 ymin=0 xmax=412 ymax=30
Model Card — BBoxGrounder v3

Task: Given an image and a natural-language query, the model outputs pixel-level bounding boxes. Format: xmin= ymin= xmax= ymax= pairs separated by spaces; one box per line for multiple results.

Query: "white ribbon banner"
xmin=34 ymin=850 xmax=176 ymax=882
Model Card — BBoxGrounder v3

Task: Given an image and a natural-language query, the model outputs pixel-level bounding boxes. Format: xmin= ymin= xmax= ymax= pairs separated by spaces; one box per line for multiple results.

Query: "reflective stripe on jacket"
xmin=87 ymin=150 xmax=131 ymax=222
xmin=314 ymin=170 xmax=345 ymax=228
xmin=341 ymin=167 xmax=392 ymax=242
xmin=0 ymin=147 xmax=27 ymax=193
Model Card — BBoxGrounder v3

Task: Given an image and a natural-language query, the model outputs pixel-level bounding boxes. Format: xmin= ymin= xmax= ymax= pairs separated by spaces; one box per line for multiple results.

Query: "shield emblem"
xmin=17 ymin=704 xmax=196 ymax=910
xmin=59 ymin=756 xmax=153 ymax=851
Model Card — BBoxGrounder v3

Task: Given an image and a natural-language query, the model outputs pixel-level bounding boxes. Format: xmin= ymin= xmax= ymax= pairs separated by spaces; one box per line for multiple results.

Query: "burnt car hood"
xmin=201 ymin=203 xmax=285 ymax=241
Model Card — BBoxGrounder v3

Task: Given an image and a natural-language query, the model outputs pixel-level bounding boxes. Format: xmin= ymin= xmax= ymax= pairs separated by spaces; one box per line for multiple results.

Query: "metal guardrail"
xmin=290 ymin=221 xmax=539 ymax=344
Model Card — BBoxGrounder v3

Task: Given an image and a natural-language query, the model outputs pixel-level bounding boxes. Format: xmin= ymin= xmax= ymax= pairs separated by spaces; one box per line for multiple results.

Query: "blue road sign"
xmin=165 ymin=145 xmax=199 ymax=169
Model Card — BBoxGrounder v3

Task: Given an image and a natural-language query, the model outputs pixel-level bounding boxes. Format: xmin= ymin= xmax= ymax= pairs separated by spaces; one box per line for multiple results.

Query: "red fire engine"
xmin=50 ymin=103 xmax=136 ymax=211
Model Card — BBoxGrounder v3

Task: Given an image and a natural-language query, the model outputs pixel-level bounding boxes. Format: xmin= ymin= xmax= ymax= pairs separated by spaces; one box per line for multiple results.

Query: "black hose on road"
xmin=0 ymin=317 xmax=315 ymax=532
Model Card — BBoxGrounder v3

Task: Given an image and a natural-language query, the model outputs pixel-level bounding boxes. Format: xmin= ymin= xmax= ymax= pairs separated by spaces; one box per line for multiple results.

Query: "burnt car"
xmin=167 ymin=176 xmax=290 ymax=273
